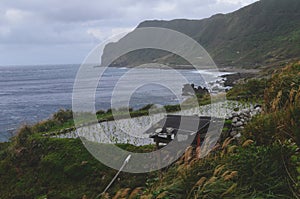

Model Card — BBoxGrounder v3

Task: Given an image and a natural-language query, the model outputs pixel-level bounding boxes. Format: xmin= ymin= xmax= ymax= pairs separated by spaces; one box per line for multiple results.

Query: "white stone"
xmin=233 ymin=133 xmax=242 ymax=139
xmin=232 ymin=117 xmax=238 ymax=123
xmin=235 ymin=121 xmax=243 ymax=127
xmin=232 ymin=112 xmax=239 ymax=117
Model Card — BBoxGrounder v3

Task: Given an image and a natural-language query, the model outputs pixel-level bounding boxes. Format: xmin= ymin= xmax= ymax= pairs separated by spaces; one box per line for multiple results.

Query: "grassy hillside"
xmin=0 ymin=62 xmax=300 ymax=198
xmin=102 ymin=0 xmax=300 ymax=68
xmin=107 ymin=62 xmax=300 ymax=198
xmin=0 ymin=131 xmax=156 ymax=198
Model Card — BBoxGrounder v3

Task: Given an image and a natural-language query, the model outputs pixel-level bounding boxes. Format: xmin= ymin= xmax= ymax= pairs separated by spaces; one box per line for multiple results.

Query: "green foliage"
xmin=0 ymin=134 xmax=155 ymax=198
xmin=289 ymin=105 xmax=300 ymax=146
xmin=289 ymin=142 xmax=300 ymax=192
xmin=164 ymin=104 xmax=181 ymax=112
xmin=96 ymin=110 xmax=106 ymax=115
xmin=102 ymin=0 xmax=300 ymax=68
xmin=228 ymin=144 xmax=294 ymax=197
xmin=227 ymin=78 xmax=267 ymax=102
xmin=29 ymin=109 xmax=75 ymax=134
xmin=27 ymin=93 xmax=211 ymax=137
xmin=12 ymin=125 xmax=34 ymax=147
xmin=264 ymin=62 xmax=300 ymax=112
xmin=243 ymin=63 xmax=300 ymax=146
xmin=224 ymin=119 xmax=232 ymax=126
xmin=139 ymin=104 xmax=154 ymax=111
xmin=3 ymin=61 xmax=300 ymax=198
xmin=138 ymin=141 xmax=299 ymax=199
xmin=53 ymin=109 xmax=73 ymax=123
xmin=244 ymin=113 xmax=279 ymax=145
xmin=32 ymin=119 xmax=59 ymax=133
xmin=63 ymin=162 xmax=94 ymax=180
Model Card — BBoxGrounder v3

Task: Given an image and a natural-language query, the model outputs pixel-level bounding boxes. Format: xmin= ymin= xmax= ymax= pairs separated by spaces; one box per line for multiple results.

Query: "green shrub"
xmin=32 ymin=119 xmax=59 ymax=133
xmin=13 ymin=125 xmax=33 ymax=147
xmin=138 ymin=104 xmax=154 ymax=111
xmin=244 ymin=113 xmax=278 ymax=145
xmin=41 ymin=153 xmax=65 ymax=171
xmin=227 ymin=78 xmax=267 ymax=102
xmin=164 ymin=104 xmax=181 ymax=112
xmin=53 ymin=109 xmax=73 ymax=124
xmin=244 ymin=107 xmax=300 ymax=146
xmin=96 ymin=110 xmax=106 ymax=115
xmin=227 ymin=144 xmax=295 ymax=198
xmin=243 ymin=62 xmax=300 ymax=146
xmin=287 ymin=105 xmax=300 ymax=146
xmin=64 ymin=162 xmax=93 ymax=180
xmin=264 ymin=62 xmax=300 ymax=112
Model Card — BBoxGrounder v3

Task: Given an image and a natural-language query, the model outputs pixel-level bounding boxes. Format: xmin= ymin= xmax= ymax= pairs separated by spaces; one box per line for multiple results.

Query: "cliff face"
xmin=102 ymin=0 xmax=300 ymax=68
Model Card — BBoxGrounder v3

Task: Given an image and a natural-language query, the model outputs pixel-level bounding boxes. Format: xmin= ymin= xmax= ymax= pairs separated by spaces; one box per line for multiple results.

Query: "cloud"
xmin=111 ymin=28 xmax=134 ymax=36
xmin=154 ymin=2 xmax=177 ymax=13
xmin=87 ymin=28 xmax=103 ymax=41
xmin=0 ymin=26 xmax=10 ymax=36
xmin=217 ymin=0 xmax=241 ymax=4
xmin=0 ymin=0 xmax=258 ymax=65
xmin=5 ymin=9 xmax=30 ymax=23
xmin=217 ymin=0 xmax=258 ymax=6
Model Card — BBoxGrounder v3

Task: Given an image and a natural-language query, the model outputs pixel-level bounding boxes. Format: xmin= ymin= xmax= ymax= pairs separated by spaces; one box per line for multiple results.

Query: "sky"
xmin=0 ymin=0 xmax=258 ymax=66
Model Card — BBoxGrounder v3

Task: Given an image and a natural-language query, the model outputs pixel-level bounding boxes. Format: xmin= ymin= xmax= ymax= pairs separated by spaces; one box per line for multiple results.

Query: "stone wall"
xmin=227 ymin=105 xmax=262 ymax=139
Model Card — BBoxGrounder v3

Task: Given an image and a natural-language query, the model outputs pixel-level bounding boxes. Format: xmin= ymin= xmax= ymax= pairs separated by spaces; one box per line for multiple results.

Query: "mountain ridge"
xmin=102 ymin=0 xmax=300 ymax=68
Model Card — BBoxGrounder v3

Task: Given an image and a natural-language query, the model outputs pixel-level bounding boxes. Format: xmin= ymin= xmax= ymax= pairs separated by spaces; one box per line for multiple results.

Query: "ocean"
xmin=0 ymin=64 xmax=229 ymax=142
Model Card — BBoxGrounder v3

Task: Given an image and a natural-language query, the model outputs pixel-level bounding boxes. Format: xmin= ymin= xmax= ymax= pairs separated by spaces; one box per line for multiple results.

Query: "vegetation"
xmin=103 ymin=62 xmax=300 ymax=198
xmin=26 ymin=104 xmax=180 ymax=137
xmin=244 ymin=62 xmax=300 ymax=146
xmin=1 ymin=62 xmax=300 ymax=198
xmin=0 ymin=128 xmax=156 ymax=198
xmin=102 ymin=0 xmax=300 ymax=68
xmin=127 ymin=140 xmax=298 ymax=199
xmin=226 ymin=78 xmax=267 ymax=103
xmin=32 ymin=94 xmax=211 ymax=137
xmin=30 ymin=109 xmax=75 ymax=134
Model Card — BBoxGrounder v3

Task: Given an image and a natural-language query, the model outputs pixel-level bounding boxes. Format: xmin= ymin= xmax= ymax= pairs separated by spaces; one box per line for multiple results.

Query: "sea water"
xmin=0 ymin=64 xmax=230 ymax=142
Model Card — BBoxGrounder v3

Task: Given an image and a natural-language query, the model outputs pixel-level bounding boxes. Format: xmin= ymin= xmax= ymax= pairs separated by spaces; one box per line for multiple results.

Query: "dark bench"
xmin=147 ymin=115 xmax=222 ymax=148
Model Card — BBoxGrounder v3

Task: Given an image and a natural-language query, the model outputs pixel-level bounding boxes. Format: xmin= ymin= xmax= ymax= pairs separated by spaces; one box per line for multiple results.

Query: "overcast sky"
xmin=0 ymin=0 xmax=258 ymax=66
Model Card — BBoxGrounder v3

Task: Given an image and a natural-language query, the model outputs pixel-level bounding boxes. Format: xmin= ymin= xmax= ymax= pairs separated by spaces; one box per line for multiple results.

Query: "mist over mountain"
xmin=102 ymin=0 xmax=300 ymax=68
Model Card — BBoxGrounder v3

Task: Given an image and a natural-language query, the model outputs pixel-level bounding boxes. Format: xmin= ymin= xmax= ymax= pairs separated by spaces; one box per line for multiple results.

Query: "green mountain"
xmin=102 ymin=0 xmax=300 ymax=68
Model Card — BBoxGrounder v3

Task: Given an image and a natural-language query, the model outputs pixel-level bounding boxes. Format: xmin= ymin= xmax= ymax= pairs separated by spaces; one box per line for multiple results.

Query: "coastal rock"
xmin=232 ymin=117 xmax=238 ymax=123
xmin=233 ymin=133 xmax=242 ymax=139
xmin=255 ymin=106 xmax=262 ymax=113
xmin=227 ymin=104 xmax=262 ymax=139
xmin=234 ymin=121 xmax=243 ymax=127
xmin=237 ymin=126 xmax=245 ymax=131
xmin=182 ymin=84 xmax=209 ymax=96
xmin=232 ymin=112 xmax=239 ymax=117
xmin=221 ymin=73 xmax=257 ymax=87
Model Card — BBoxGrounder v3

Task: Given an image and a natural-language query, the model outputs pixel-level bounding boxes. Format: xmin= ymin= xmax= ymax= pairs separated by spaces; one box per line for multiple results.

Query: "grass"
xmin=226 ymin=78 xmax=267 ymax=103
xmin=0 ymin=133 xmax=157 ymax=198
xmin=31 ymin=94 xmax=212 ymax=137
xmin=244 ymin=62 xmax=300 ymax=146
xmin=105 ymin=62 xmax=300 ymax=198
xmin=1 ymin=62 xmax=300 ymax=198
xmin=131 ymin=140 xmax=299 ymax=199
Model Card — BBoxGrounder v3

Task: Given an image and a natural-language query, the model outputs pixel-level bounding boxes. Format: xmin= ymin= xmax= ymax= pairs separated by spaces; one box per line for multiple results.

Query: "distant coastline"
xmin=0 ymin=64 xmax=240 ymax=142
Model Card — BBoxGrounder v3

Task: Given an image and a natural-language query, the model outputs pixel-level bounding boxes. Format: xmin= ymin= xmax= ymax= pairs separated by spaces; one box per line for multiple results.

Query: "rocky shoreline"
xmin=220 ymin=72 xmax=258 ymax=87
xmin=217 ymin=67 xmax=260 ymax=87
xmin=118 ymin=64 xmax=260 ymax=88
